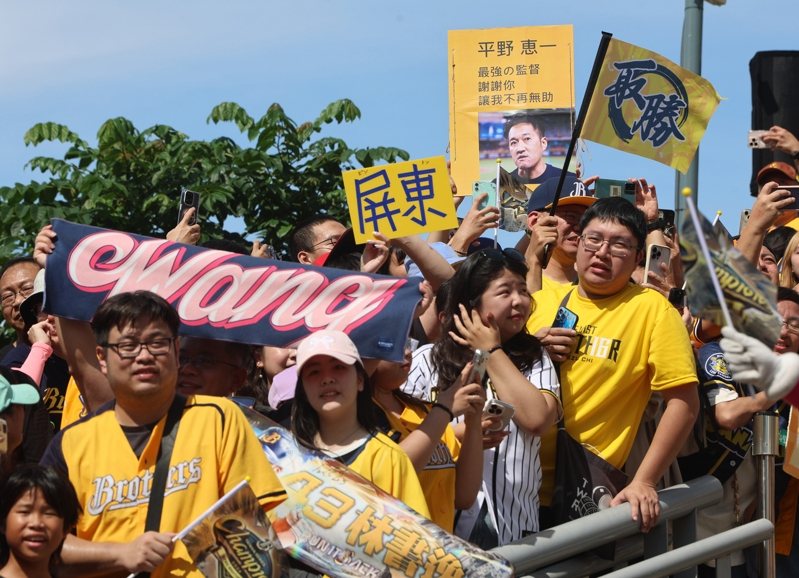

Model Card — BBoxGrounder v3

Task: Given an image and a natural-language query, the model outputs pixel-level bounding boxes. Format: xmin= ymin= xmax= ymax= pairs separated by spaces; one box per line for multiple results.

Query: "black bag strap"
xmin=136 ymin=394 xmax=186 ymax=578
xmin=145 ymin=393 xmax=186 ymax=531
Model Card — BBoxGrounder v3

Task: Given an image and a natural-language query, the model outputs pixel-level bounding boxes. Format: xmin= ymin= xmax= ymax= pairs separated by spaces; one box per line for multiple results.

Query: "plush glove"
xmin=720 ymin=326 xmax=799 ymax=401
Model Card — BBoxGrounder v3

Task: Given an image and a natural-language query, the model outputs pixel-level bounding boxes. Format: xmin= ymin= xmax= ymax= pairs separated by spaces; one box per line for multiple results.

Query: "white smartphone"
xmin=644 ymin=243 xmax=671 ymax=280
xmin=471 ymin=349 xmax=488 ymax=383
xmin=748 ymin=129 xmax=768 ymax=149
xmin=739 ymin=209 xmax=751 ymax=235
xmin=482 ymin=399 xmax=515 ymax=431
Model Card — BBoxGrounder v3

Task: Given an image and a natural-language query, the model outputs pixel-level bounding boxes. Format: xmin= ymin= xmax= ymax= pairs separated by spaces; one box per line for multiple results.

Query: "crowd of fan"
xmin=1 ymin=122 xmax=799 ymax=577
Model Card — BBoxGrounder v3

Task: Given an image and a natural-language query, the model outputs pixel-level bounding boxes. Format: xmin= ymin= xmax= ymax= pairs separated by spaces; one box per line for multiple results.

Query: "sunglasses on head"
xmin=476 ymin=248 xmax=526 ymax=263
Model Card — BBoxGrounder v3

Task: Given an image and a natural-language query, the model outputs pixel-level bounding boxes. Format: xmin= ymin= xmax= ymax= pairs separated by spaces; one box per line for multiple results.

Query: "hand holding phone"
xmin=748 ymin=129 xmax=768 ymax=149
xmin=470 ymin=349 xmax=489 ymax=383
xmin=777 ymin=186 xmax=799 ymax=210
xmin=553 ymin=306 xmax=578 ymax=330
xmin=644 ymin=243 xmax=671 ymax=281
xmin=482 ymin=399 xmax=515 ymax=431
xmin=178 ymin=188 xmax=201 ymax=226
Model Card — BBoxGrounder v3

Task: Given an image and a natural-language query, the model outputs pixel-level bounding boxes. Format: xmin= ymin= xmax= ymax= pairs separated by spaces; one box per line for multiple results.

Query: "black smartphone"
xmin=553 ymin=306 xmax=579 ymax=330
xmin=659 ymin=209 xmax=675 ymax=234
xmin=778 ymin=186 xmax=799 ymax=210
xmin=178 ymin=188 xmax=201 ymax=225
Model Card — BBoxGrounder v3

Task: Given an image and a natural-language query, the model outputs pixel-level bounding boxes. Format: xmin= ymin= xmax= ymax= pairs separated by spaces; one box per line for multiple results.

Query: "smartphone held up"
xmin=178 ymin=188 xmax=201 ymax=226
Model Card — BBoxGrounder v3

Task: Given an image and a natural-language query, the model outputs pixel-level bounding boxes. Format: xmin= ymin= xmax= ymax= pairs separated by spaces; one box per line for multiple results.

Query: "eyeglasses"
xmin=1 ymin=285 xmax=35 ymax=307
xmin=579 ymin=234 xmax=637 ymax=258
xmin=179 ymin=354 xmax=243 ymax=370
xmin=311 ymin=235 xmax=341 ymax=250
xmin=404 ymin=337 xmax=419 ymax=354
xmin=477 ymin=248 xmax=526 ymax=263
xmin=781 ymin=318 xmax=799 ymax=335
xmin=104 ymin=337 xmax=175 ymax=359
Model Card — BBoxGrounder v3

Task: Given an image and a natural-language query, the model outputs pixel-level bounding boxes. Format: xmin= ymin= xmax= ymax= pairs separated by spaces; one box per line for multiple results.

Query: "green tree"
xmin=0 ymin=99 xmax=408 ymax=261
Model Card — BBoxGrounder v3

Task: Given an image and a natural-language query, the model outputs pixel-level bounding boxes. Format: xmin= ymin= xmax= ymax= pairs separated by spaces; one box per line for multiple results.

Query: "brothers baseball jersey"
xmin=41 ymin=394 xmax=286 ymax=578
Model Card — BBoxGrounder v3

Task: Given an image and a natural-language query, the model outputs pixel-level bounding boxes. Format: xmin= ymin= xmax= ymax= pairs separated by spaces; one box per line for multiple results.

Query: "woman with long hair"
xmin=407 ymin=248 xmax=560 ymax=547
xmin=779 ymin=230 xmax=799 ymax=290
xmin=290 ymin=329 xmax=430 ymax=519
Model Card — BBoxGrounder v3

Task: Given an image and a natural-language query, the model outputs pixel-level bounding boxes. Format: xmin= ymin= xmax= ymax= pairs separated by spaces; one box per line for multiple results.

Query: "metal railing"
xmin=491 ymin=475 xmax=774 ymax=577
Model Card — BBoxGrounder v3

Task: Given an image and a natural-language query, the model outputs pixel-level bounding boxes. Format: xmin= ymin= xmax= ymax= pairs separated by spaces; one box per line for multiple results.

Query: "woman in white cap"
xmin=291 ymin=329 xmax=430 ymax=519
xmin=0 ymin=367 xmax=41 ymax=477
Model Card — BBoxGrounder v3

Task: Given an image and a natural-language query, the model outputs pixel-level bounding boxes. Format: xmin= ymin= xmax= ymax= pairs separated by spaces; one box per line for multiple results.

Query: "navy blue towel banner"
xmin=44 ymin=219 xmax=422 ymax=361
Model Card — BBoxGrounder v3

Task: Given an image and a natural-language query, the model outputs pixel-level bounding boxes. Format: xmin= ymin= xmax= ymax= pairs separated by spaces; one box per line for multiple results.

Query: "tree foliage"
xmin=0 ymin=99 xmax=409 ymax=261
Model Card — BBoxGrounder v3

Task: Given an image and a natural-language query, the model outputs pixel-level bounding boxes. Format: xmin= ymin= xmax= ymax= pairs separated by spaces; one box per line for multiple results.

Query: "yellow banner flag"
xmin=581 ymin=38 xmax=721 ymax=173
xmin=343 ymin=156 xmax=458 ymax=244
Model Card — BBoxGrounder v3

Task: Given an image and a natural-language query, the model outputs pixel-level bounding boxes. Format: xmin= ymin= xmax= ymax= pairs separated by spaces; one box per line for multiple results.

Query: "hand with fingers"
xmin=166 ymin=208 xmax=201 ymax=245
xmin=117 ymin=532 xmax=177 ymax=573
xmin=534 ymin=326 xmax=576 ymax=364
xmin=449 ymin=304 xmax=501 ymax=352
xmin=610 ymin=480 xmax=660 ymax=533
xmin=33 ymin=225 xmax=57 ymax=268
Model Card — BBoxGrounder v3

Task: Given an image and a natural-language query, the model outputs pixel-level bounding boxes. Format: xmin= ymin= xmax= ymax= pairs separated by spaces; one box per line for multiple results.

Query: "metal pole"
xmin=753 ymin=411 xmax=779 ymax=578
xmin=674 ymin=0 xmax=703 ymax=229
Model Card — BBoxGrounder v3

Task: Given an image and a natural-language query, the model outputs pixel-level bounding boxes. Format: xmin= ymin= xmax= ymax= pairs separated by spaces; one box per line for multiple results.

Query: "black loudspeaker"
xmin=749 ymin=51 xmax=799 ymax=196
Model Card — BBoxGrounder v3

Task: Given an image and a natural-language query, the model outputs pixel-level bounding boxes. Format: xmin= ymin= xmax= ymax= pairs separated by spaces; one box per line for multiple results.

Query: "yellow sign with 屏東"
xmin=343 ymin=156 xmax=458 ymax=244
xmin=582 ymin=37 xmax=721 ymax=173
xmin=448 ymin=25 xmax=575 ymax=195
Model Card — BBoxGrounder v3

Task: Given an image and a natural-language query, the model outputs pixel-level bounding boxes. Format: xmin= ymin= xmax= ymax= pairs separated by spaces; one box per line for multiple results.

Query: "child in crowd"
xmin=405 ymin=248 xmax=560 ymax=547
xmin=291 ymin=330 xmax=430 ymax=519
xmin=0 ymin=464 xmax=81 ymax=578
xmin=371 ymin=337 xmax=484 ymax=531
xmin=0 ymin=369 xmax=41 ymax=478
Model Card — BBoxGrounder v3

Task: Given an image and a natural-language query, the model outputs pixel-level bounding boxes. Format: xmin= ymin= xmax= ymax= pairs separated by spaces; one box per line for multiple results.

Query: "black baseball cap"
xmin=526 ymin=175 xmax=596 ymax=214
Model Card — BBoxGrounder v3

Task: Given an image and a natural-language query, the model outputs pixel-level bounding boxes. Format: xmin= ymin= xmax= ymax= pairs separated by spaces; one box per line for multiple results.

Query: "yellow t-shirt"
xmin=59 ymin=377 xmax=85 ymax=429
xmin=381 ymin=402 xmax=461 ymax=531
xmin=345 ymin=432 xmax=431 ymax=521
xmin=541 ymin=274 xmax=571 ymax=293
xmin=527 ymin=282 xmax=698 ymax=504
xmin=41 ymin=394 xmax=286 ymax=578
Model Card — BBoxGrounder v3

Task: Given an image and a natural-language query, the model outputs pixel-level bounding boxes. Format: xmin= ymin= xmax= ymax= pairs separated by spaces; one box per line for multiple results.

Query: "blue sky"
xmin=1 ymin=1 xmax=796 ymax=241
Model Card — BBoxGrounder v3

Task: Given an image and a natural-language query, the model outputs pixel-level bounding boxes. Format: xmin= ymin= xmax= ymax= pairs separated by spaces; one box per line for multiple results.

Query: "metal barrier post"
xmin=753 ymin=411 xmax=779 ymax=578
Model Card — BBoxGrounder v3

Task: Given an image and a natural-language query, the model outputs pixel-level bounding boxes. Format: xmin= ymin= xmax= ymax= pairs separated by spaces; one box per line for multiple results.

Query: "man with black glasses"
xmin=41 ymin=291 xmax=285 ymax=578
xmin=527 ymin=197 xmax=698 ymax=532
xmin=288 ymin=215 xmax=347 ymax=265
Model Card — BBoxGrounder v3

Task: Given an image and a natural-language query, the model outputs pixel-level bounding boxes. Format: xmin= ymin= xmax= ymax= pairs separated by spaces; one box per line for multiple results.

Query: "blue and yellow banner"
xmin=582 ymin=38 xmax=721 ymax=173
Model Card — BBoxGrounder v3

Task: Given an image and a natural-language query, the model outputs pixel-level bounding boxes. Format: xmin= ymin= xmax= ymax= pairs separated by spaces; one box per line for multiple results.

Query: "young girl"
xmin=405 ymin=248 xmax=561 ymax=547
xmin=291 ymin=330 xmax=430 ymax=519
xmin=371 ymin=338 xmax=485 ymax=532
xmin=0 ymin=465 xmax=81 ymax=578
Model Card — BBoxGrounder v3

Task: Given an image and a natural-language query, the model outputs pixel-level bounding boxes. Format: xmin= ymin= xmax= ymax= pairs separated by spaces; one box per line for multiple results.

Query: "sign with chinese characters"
xmin=448 ymin=25 xmax=574 ymax=194
xmin=241 ymin=408 xmax=513 ymax=578
xmin=342 ymin=156 xmax=458 ymax=244
xmin=582 ymin=37 xmax=721 ymax=173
